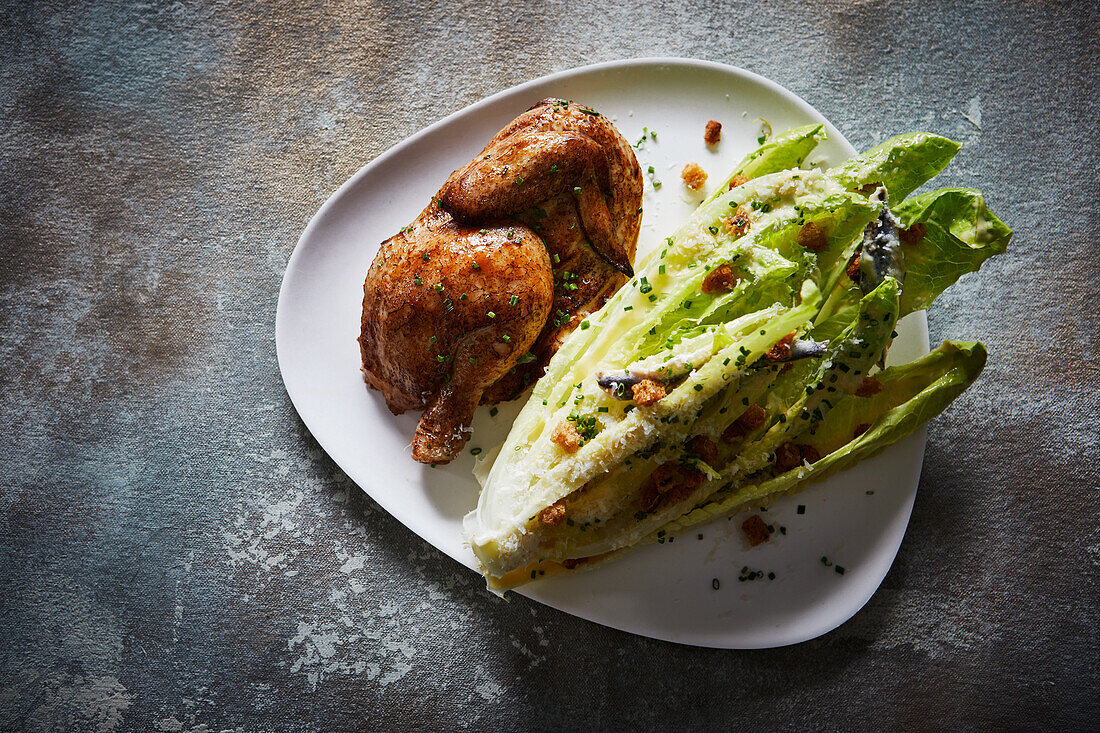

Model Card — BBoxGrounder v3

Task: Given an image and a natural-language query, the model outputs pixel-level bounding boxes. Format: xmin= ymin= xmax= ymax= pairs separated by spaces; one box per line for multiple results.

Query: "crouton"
xmin=846 ymin=251 xmax=862 ymax=282
xmin=899 ymin=223 xmax=926 ymax=246
xmin=687 ymin=435 xmax=719 ymax=465
xmin=742 ymin=515 xmax=771 ymax=546
xmin=681 ymin=162 xmax=707 ymax=190
xmin=538 ymin=499 xmax=566 ymax=526
xmin=854 ymin=377 xmax=884 ymax=397
xmin=631 ymin=378 xmax=667 ymax=406
xmin=551 ymin=420 xmax=581 ymax=453
xmin=796 ymin=221 xmax=829 ymax=252
xmin=701 ymin=263 xmax=739 ymax=294
xmin=721 ymin=404 xmax=766 ymax=442
xmin=765 ymin=332 xmax=796 ymax=362
xmin=726 ymin=205 xmax=751 ymax=236
xmin=704 ymin=120 xmax=722 ymax=145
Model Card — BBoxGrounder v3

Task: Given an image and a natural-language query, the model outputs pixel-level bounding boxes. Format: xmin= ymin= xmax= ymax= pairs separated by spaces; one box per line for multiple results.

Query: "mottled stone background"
xmin=1 ymin=0 xmax=1097 ymax=730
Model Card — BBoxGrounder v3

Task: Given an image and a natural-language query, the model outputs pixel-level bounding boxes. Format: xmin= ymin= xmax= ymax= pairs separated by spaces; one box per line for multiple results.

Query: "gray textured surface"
xmin=2 ymin=1 xmax=1098 ymax=730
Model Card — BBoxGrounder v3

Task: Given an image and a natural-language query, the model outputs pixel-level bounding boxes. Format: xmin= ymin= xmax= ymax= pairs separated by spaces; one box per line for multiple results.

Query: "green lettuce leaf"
xmin=893 ymin=188 xmax=1013 ymax=314
xmin=827 ymin=132 xmax=960 ymax=201
xmin=639 ymin=340 xmax=987 ymax=543
xmin=705 ymin=123 xmax=826 ymax=204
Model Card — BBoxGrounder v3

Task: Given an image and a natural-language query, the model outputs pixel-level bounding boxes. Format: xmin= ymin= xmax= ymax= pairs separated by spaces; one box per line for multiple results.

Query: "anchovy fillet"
xmin=860 ymin=191 xmax=905 ymax=294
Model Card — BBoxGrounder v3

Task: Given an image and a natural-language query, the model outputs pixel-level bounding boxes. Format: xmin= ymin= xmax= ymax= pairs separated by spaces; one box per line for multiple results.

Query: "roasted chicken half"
xmin=359 ymin=99 xmax=643 ymax=464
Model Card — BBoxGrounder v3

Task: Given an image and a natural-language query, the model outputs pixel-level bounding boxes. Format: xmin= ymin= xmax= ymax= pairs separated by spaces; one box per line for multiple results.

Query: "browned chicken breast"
xmin=359 ymin=99 xmax=643 ymax=464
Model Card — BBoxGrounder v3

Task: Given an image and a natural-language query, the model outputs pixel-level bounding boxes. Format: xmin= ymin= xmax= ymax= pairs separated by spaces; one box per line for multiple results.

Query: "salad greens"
xmin=465 ymin=127 xmax=1010 ymax=589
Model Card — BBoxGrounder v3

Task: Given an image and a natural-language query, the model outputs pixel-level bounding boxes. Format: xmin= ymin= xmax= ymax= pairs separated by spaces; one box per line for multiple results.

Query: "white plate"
xmin=276 ymin=58 xmax=929 ymax=648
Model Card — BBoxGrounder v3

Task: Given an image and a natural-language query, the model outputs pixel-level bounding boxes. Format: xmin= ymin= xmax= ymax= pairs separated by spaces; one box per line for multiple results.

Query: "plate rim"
xmin=275 ymin=57 xmax=928 ymax=649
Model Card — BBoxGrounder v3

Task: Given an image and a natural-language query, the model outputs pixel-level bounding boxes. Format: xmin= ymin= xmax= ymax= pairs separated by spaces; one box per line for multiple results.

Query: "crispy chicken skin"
xmin=359 ymin=99 xmax=642 ymax=464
